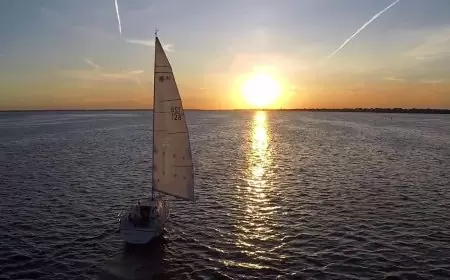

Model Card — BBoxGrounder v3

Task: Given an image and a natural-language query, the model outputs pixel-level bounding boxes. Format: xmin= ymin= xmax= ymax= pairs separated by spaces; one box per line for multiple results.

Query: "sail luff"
xmin=151 ymin=35 xmax=157 ymax=200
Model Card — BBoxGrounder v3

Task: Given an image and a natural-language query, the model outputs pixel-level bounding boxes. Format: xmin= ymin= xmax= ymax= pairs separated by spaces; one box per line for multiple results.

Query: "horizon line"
xmin=1 ymin=107 xmax=450 ymax=113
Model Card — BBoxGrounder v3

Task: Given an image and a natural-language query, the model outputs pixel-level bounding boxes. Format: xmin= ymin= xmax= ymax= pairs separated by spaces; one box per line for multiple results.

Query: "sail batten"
xmin=152 ymin=36 xmax=194 ymax=201
xmin=161 ymin=99 xmax=182 ymax=102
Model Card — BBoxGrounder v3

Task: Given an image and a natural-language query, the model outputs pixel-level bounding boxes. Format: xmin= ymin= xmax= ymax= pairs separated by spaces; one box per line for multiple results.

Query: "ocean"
xmin=1 ymin=110 xmax=449 ymax=279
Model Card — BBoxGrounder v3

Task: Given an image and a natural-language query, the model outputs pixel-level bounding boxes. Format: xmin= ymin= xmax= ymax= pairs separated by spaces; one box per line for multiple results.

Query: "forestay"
xmin=152 ymin=37 xmax=194 ymax=200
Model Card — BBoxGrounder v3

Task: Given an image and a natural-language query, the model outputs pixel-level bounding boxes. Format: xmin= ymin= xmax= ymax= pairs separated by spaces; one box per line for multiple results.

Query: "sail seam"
xmin=161 ymin=98 xmax=181 ymax=102
xmin=167 ymin=132 xmax=188 ymax=134
xmin=155 ymin=71 xmax=173 ymax=74
xmin=153 ymin=188 xmax=193 ymax=200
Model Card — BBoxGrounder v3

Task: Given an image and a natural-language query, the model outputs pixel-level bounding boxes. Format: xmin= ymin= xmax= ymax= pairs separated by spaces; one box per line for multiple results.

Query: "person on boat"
xmin=128 ymin=213 xmax=136 ymax=227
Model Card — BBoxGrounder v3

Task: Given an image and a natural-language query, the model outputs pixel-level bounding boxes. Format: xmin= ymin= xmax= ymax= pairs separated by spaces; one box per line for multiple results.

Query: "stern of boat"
xmin=118 ymin=197 xmax=170 ymax=244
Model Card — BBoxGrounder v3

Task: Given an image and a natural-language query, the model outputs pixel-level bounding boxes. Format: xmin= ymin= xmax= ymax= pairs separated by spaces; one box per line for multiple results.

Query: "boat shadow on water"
xmin=97 ymin=236 xmax=169 ymax=280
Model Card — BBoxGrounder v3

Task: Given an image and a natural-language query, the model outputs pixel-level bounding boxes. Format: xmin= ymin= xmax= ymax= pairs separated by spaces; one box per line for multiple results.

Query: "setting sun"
xmin=242 ymin=73 xmax=281 ymax=108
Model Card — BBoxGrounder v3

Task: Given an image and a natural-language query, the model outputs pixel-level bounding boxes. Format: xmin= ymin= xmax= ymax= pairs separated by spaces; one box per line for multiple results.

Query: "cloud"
xmin=381 ymin=74 xmax=447 ymax=85
xmin=420 ymin=79 xmax=443 ymax=85
xmin=404 ymin=25 xmax=450 ymax=61
xmin=62 ymin=58 xmax=145 ymax=88
xmin=325 ymin=0 xmax=400 ymax=61
xmin=128 ymin=70 xmax=144 ymax=75
xmin=125 ymin=39 xmax=174 ymax=52
xmin=383 ymin=76 xmax=405 ymax=82
xmin=65 ymin=70 xmax=146 ymax=89
xmin=84 ymin=58 xmax=101 ymax=70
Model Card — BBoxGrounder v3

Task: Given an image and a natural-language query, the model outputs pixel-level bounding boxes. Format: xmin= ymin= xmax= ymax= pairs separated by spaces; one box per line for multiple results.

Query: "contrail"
xmin=114 ymin=0 xmax=122 ymax=35
xmin=326 ymin=0 xmax=400 ymax=60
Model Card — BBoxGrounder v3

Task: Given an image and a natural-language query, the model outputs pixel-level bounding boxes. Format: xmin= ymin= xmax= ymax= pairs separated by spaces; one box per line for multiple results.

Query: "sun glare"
xmin=242 ymin=73 xmax=281 ymax=108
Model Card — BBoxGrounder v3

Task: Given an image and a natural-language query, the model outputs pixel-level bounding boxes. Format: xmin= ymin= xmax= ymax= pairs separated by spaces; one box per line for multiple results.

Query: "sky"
xmin=1 ymin=0 xmax=450 ymax=110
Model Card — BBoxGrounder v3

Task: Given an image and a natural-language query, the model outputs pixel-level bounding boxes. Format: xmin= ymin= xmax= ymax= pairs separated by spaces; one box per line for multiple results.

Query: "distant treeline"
xmin=233 ymin=108 xmax=450 ymax=114
xmin=2 ymin=108 xmax=450 ymax=114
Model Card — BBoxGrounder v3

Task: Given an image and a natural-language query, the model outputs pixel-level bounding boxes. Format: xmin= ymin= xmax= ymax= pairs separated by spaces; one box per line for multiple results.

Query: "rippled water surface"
xmin=1 ymin=110 xmax=450 ymax=280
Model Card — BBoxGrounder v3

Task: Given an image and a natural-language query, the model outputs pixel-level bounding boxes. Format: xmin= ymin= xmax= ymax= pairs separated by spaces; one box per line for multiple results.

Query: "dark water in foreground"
xmin=1 ymin=111 xmax=450 ymax=280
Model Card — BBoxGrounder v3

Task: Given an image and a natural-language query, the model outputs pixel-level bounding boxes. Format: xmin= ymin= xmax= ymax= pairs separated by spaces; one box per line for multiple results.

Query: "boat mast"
xmin=151 ymin=28 xmax=158 ymax=201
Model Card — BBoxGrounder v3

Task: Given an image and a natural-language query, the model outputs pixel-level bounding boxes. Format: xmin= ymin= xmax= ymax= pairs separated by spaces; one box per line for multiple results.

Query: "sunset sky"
xmin=1 ymin=0 xmax=450 ymax=110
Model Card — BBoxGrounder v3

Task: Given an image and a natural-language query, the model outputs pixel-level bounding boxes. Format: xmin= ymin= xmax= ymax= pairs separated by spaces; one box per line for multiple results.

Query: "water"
xmin=1 ymin=110 xmax=450 ymax=280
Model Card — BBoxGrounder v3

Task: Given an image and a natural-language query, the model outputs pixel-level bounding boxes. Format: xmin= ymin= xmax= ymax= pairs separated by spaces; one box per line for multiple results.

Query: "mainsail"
xmin=152 ymin=36 xmax=194 ymax=200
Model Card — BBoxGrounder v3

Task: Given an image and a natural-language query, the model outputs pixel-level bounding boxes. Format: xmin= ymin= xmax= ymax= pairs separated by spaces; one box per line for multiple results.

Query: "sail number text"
xmin=171 ymin=106 xmax=182 ymax=120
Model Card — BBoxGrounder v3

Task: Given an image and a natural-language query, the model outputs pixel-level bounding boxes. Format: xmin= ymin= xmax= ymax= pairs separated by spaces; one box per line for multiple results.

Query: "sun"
xmin=242 ymin=73 xmax=281 ymax=108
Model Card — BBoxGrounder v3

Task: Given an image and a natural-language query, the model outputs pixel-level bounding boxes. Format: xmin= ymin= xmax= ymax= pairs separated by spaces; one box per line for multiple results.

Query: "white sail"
xmin=152 ymin=36 xmax=194 ymax=200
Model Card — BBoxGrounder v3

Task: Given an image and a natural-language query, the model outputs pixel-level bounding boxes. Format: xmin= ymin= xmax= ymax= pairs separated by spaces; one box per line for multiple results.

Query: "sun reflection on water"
xmin=247 ymin=111 xmax=271 ymax=198
xmin=233 ymin=111 xmax=279 ymax=265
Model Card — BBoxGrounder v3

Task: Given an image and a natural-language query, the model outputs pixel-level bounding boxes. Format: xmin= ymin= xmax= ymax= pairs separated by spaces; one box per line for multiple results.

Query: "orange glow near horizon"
xmin=1 ymin=72 xmax=450 ymax=110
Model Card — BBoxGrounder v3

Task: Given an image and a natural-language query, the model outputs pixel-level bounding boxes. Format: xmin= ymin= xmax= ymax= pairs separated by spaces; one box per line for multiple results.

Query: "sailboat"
xmin=118 ymin=32 xmax=195 ymax=245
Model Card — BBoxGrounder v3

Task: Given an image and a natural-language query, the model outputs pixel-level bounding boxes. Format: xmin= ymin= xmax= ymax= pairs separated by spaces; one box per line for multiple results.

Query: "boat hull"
xmin=118 ymin=198 xmax=169 ymax=245
xmin=119 ymin=227 xmax=161 ymax=245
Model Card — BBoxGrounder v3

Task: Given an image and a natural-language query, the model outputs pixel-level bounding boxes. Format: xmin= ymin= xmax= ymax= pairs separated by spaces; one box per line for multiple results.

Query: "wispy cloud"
xmin=129 ymin=70 xmax=145 ymax=88
xmin=326 ymin=0 xmax=400 ymax=60
xmin=128 ymin=70 xmax=144 ymax=75
xmin=126 ymin=39 xmax=174 ymax=52
xmin=65 ymin=70 xmax=146 ymax=89
xmin=420 ymin=79 xmax=443 ymax=85
xmin=383 ymin=76 xmax=405 ymax=82
xmin=64 ymin=58 xmax=145 ymax=88
xmin=84 ymin=58 xmax=101 ymax=70
xmin=404 ymin=25 xmax=450 ymax=61
xmin=114 ymin=0 xmax=122 ymax=35
xmin=125 ymin=39 xmax=153 ymax=47
xmin=101 ymin=70 xmax=145 ymax=88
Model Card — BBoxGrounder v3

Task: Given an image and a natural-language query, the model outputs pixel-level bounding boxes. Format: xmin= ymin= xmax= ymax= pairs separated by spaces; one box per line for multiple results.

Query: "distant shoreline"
xmin=1 ymin=108 xmax=450 ymax=114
